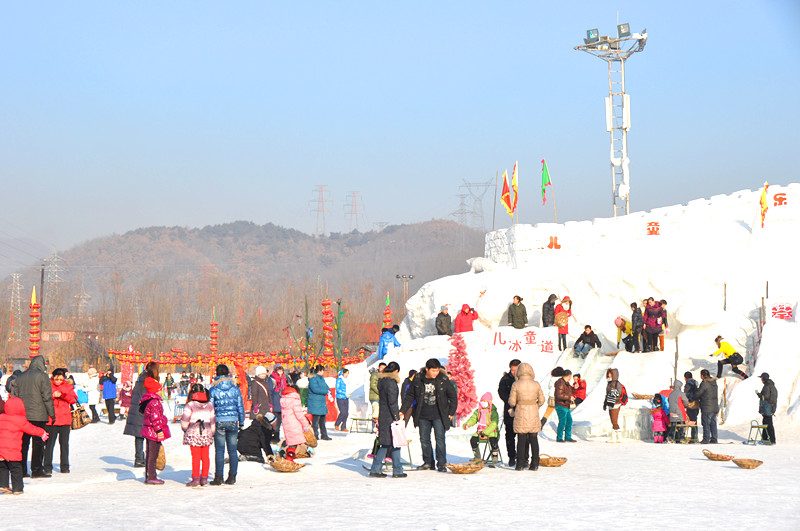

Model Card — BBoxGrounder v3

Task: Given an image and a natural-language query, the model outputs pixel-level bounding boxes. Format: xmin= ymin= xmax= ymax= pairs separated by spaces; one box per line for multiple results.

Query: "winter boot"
xmin=224 ymin=474 xmax=236 ymax=485
xmin=614 ymin=429 xmax=623 ymax=443
xmin=491 ymin=451 xmax=500 ymax=468
xmin=210 ymin=475 xmax=224 ymax=486
xmin=186 ymin=477 xmax=201 ymax=487
xmin=472 ymin=447 xmax=482 ymax=461
xmin=199 ymin=476 xmax=208 ymax=486
xmin=540 ymin=417 xmax=547 ymax=428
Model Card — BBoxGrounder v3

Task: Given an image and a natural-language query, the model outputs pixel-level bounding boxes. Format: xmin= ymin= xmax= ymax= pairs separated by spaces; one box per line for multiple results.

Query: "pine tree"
xmin=448 ymin=333 xmax=478 ymax=422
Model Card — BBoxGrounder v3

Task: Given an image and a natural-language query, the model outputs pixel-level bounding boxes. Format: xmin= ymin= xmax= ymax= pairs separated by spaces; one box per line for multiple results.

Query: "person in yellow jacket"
xmin=615 ymin=317 xmax=633 ymax=349
xmin=710 ymin=335 xmax=748 ymax=379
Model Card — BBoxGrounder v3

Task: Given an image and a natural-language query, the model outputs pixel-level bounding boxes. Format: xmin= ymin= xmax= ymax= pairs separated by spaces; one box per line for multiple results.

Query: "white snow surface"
xmin=4 ymin=415 xmax=800 ymax=530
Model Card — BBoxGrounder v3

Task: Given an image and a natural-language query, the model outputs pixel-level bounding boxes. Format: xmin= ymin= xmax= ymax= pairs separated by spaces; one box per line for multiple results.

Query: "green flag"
xmin=385 ymin=291 xmax=390 ymax=306
xmin=541 ymin=159 xmax=552 ymax=205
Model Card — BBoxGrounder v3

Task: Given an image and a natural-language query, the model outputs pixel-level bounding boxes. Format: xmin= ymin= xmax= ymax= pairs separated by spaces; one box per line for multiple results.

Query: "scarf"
xmin=477 ymin=403 xmax=490 ymax=431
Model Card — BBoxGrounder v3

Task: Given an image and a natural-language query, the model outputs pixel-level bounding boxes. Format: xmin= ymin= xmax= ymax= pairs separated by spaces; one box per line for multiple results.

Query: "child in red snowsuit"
xmin=651 ymin=394 xmax=669 ymax=443
xmin=0 ymin=398 xmax=49 ymax=494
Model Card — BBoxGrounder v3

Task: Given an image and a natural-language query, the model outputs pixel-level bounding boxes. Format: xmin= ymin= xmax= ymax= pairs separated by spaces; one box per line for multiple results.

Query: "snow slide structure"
xmin=349 ymin=184 xmax=800 ymax=441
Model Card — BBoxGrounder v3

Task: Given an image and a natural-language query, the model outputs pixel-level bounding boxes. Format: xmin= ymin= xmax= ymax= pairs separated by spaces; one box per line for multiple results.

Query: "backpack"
xmin=620 ymin=384 xmax=628 ymax=406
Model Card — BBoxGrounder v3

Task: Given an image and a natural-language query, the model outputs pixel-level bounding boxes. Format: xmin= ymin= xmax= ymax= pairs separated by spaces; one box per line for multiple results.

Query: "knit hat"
xmin=481 ymin=391 xmax=493 ymax=402
xmin=255 ymin=365 xmax=267 ymax=376
xmin=87 ymin=367 xmax=98 ymax=378
xmin=192 ymin=391 xmax=207 ymax=402
xmin=144 ymin=377 xmax=162 ymax=394
xmin=441 ymin=305 xmax=448 ymax=311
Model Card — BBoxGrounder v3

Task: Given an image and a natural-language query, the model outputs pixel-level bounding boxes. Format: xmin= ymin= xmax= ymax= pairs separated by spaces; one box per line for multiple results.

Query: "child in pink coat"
xmin=651 ymin=394 xmax=669 ymax=443
xmin=280 ymin=386 xmax=310 ymax=462
xmin=181 ymin=384 xmax=216 ymax=487
xmin=0 ymin=398 xmax=48 ymax=494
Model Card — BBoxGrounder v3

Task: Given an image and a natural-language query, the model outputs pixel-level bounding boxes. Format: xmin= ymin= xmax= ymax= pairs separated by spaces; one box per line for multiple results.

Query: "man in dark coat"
xmin=683 ymin=371 xmax=700 ymax=443
xmin=573 ymin=325 xmax=602 ymax=358
xmin=497 ymin=359 xmax=521 ymax=466
xmin=237 ymin=413 xmax=275 ymax=462
xmin=435 ymin=306 xmax=453 ymax=336
xmin=400 ymin=358 xmax=457 ymax=472
xmin=541 ymin=294 xmax=557 ymax=327
xmin=694 ymin=369 xmax=719 ymax=444
xmin=756 ymin=372 xmax=778 ymax=445
xmin=630 ymin=302 xmax=644 ymax=353
xmin=13 ymin=355 xmax=55 ymax=478
xmin=123 ymin=368 xmax=149 ymax=467
xmin=508 ymin=296 xmax=528 ymax=329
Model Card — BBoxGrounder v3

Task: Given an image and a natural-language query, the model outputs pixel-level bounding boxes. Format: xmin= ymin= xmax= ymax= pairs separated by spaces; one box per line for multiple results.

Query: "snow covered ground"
xmin=4 ymin=415 xmax=800 ymax=530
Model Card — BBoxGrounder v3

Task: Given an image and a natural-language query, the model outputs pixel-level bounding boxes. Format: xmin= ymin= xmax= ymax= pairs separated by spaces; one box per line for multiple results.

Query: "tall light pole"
xmin=395 ymin=274 xmax=414 ymax=307
xmin=575 ymin=23 xmax=647 ymax=217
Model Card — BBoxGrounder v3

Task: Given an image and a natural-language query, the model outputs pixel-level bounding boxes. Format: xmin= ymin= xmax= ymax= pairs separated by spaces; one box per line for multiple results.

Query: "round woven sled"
xmin=732 ymin=458 xmax=763 ymax=470
xmin=304 ymin=430 xmax=318 ymax=448
xmin=445 ymin=461 xmax=485 ymax=474
xmin=632 ymin=393 xmax=654 ymax=400
xmin=539 ymin=454 xmax=568 ymax=467
xmin=702 ymin=449 xmax=734 ymax=461
xmin=266 ymin=455 xmax=306 ymax=473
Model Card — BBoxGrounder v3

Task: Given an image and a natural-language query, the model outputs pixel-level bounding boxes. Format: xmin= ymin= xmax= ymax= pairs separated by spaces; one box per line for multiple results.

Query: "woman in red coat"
xmin=453 ymin=304 xmax=479 ymax=333
xmin=554 ymin=296 xmax=573 ymax=351
xmin=45 ymin=368 xmax=77 ymax=474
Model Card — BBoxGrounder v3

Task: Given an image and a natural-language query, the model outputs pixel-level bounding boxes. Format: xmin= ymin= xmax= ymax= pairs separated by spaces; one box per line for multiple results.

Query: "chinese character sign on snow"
xmin=646 ymin=222 xmax=660 ymax=235
xmin=773 ymin=193 xmax=787 ymax=207
xmin=771 ymin=304 xmax=793 ymax=320
xmin=493 ymin=329 xmax=557 ymax=354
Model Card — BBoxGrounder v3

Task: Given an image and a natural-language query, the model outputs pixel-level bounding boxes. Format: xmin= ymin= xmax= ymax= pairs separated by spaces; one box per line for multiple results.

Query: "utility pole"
xmin=310 ymin=185 xmax=333 ymax=236
xmin=575 ymin=22 xmax=647 ymax=217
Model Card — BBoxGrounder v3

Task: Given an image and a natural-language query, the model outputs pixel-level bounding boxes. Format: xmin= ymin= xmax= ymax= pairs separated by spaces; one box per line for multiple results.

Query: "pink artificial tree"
xmin=448 ymin=333 xmax=478 ymax=423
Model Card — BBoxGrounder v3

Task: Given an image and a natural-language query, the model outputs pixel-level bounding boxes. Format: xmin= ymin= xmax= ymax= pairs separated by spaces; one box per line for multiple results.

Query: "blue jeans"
xmin=214 ymin=421 xmax=239 ymax=477
xmin=556 ymin=405 xmax=573 ymax=441
xmin=700 ymin=411 xmax=718 ymax=442
xmin=575 ymin=343 xmax=591 ymax=357
xmin=370 ymin=445 xmax=403 ymax=475
xmin=418 ymin=417 xmax=447 ymax=467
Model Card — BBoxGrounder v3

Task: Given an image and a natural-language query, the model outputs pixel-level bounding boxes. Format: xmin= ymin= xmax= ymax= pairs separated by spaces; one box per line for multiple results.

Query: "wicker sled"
xmin=445 ymin=461 xmax=485 ymax=474
xmin=632 ymin=393 xmax=654 ymax=400
xmin=304 ymin=430 xmax=318 ymax=448
xmin=732 ymin=458 xmax=763 ymax=469
xmin=702 ymin=449 xmax=734 ymax=461
xmin=266 ymin=455 xmax=306 ymax=472
xmin=539 ymin=454 xmax=568 ymax=467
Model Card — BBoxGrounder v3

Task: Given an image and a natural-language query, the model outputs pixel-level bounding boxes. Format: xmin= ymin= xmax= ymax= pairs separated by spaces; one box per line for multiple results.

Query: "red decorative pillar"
xmin=29 ymin=287 xmax=41 ymax=359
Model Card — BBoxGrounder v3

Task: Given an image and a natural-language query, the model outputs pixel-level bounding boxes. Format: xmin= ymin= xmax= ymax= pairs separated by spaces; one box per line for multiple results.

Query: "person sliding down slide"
xmin=710 ymin=335 xmax=748 ymax=379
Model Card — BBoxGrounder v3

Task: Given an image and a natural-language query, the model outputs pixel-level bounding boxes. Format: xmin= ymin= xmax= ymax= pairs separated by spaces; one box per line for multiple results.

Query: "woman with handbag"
xmin=368 ymin=361 xmax=406 ymax=478
xmin=45 ymin=368 xmax=77 ymax=474
xmin=554 ymin=296 xmax=574 ymax=351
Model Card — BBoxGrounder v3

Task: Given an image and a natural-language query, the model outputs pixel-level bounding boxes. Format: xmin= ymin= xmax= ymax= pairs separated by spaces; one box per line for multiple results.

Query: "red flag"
xmin=500 ymin=170 xmax=513 ymax=216
xmin=511 ymin=162 xmax=518 ymax=212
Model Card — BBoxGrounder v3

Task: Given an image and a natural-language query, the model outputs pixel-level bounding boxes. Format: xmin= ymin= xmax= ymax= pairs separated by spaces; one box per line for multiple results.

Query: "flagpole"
xmin=552 ymin=183 xmax=558 ymax=224
xmin=492 ymin=170 xmax=498 ymax=231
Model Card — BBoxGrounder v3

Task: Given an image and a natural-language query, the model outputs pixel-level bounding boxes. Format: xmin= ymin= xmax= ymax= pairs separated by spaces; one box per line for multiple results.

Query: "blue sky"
xmin=1 ymin=1 xmax=798 ymax=265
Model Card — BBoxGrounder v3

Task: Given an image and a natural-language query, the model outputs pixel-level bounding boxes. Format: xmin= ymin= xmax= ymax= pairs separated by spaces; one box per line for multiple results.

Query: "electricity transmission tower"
xmin=9 ymin=273 xmax=23 ymax=341
xmin=449 ymin=194 xmax=471 ymax=226
xmin=460 ymin=178 xmax=493 ymax=230
xmin=344 ymin=191 xmax=365 ymax=232
xmin=310 ymin=185 xmax=333 ymax=236
xmin=373 ymin=222 xmax=388 ymax=232
xmin=74 ymin=275 xmax=91 ymax=319
xmin=44 ymin=252 xmax=66 ymax=317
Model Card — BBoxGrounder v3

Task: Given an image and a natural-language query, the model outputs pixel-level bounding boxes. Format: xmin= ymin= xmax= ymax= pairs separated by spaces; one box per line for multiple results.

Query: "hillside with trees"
xmin=0 ymin=220 xmax=484 ymax=368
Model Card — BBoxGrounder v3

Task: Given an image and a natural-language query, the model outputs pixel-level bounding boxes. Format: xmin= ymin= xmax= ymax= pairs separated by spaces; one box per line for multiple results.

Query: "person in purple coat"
xmin=140 ymin=376 xmax=171 ymax=485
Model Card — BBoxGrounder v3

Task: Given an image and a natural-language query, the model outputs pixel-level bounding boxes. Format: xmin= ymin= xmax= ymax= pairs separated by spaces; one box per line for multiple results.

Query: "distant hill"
xmin=0 ymin=220 xmax=484 ymax=355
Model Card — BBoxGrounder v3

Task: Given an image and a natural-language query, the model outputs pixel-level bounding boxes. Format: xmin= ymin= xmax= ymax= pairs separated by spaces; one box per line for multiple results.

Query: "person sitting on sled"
xmin=462 ymin=392 xmax=500 ymax=465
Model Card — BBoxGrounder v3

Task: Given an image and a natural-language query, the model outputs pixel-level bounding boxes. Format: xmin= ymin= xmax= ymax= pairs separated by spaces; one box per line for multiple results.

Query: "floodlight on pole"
xmin=575 ymin=24 xmax=647 ymax=217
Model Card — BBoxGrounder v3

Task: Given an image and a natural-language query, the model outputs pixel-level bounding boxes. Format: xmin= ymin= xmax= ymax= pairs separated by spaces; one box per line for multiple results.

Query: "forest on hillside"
xmin=0 ymin=220 xmax=484 ymax=368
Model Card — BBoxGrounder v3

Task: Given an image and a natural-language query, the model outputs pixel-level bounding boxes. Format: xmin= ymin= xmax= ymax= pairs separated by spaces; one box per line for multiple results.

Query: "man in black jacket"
xmin=13 ymin=355 xmax=55 ymax=478
xmin=683 ymin=371 xmax=700 ymax=443
xmin=756 ymin=372 xmax=778 ymax=445
xmin=542 ymin=294 xmax=557 ymax=327
xmin=694 ymin=369 xmax=719 ymax=444
xmin=238 ymin=413 xmax=275 ymax=462
xmin=630 ymin=303 xmax=644 ymax=353
xmin=574 ymin=325 xmax=602 ymax=359
xmin=400 ymin=358 xmax=457 ymax=472
xmin=435 ymin=306 xmax=453 ymax=336
xmin=497 ymin=359 xmax=521 ymax=466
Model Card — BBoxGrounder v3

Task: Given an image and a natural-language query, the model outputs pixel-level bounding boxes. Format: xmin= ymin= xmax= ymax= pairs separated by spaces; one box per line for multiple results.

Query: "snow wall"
xmin=351 ymin=184 xmax=800 ymax=439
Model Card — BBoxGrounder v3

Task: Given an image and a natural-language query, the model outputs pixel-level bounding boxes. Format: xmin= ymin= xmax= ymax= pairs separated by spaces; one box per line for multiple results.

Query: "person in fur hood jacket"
xmin=140 ymin=375 xmax=170 ymax=485
xmin=209 ymin=364 xmax=245 ymax=486
xmin=181 ymin=384 xmax=216 ymax=487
